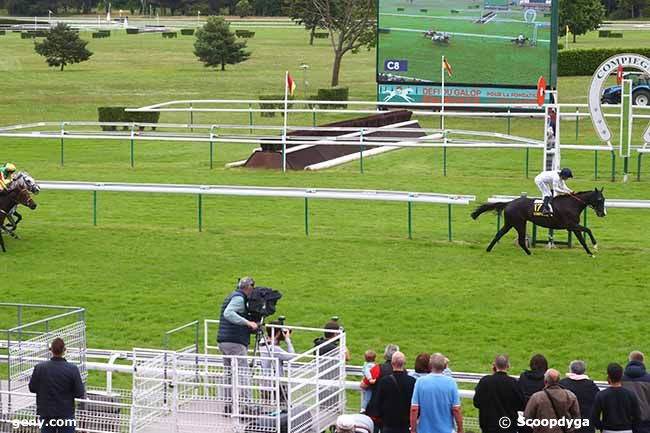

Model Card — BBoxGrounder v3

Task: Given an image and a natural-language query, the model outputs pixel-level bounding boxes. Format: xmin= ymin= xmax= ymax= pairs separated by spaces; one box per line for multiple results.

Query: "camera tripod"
xmin=249 ymin=316 xmax=290 ymax=405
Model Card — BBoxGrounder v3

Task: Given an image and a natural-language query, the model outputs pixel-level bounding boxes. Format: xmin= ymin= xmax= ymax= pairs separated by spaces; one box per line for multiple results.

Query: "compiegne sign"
xmin=588 ymin=53 xmax=650 ymax=144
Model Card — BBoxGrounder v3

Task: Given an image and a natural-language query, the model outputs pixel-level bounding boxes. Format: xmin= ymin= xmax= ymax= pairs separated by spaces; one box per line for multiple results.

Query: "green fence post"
xmin=507 ymin=108 xmax=511 ymax=135
xmin=447 ymin=204 xmax=452 ymax=241
xmin=638 ymin=153 xmax=642 ymax=181
xmin=59 ymin=122 xmax=65 ymax=167
xmin=209 ymin=141 xmax=213 ymax=170
xmin=304 ymin=197 xmax=309 ymax=236
xmin=198 ymin=194 xmax=202 ymax=232
xmin=189 ymin=102 xmax=193 ymax=131
xmin=595 ymin=151 xmax=598 ymax=181
xmin=407 ymin=201 xmax=412 ymax=240
xmin=575 ymin=108 xmax=580 ymax=140
xmin=209 ymin=125 xmax=217 ymax=170
xmin=93 ymin=191 xmax=97 ymax=226
xmin=611 ymin=151 xmax=616 ymax=182
xmin=249 ymin=103 xmax=253 ymax=134
xmin=130 ymin=123 xmax=135 ymax=168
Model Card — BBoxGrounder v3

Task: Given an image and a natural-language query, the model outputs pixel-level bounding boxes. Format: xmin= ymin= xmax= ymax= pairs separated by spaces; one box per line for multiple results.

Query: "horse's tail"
xmin=471 ymin=202 xmax=508 ymax=220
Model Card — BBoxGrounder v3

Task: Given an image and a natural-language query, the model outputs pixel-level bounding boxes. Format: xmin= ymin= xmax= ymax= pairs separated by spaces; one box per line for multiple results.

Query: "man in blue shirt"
xmin=410 ymin=353 xmax=464 ymax=433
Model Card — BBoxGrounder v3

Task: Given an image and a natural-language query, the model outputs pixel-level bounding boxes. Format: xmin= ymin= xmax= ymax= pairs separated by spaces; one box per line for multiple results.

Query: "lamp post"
xmin=48 ymin=10 xmax=52 ymax=26
xmin=197 ymin=11 xmax=201 ymax=25
xmin=300 ymin=63 xmax=309 ymax=100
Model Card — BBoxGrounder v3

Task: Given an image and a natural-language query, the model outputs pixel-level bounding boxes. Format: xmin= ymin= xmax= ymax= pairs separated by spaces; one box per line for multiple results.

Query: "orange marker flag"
xmin=287 ymin=72 xmax=296 ymax=96
xmin=442 ymin=58 xmax=453 ymax=77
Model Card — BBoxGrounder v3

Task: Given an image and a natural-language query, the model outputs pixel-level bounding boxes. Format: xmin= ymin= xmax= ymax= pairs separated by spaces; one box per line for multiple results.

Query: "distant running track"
xmin=384 ymin=27 xmax=551 ymax=43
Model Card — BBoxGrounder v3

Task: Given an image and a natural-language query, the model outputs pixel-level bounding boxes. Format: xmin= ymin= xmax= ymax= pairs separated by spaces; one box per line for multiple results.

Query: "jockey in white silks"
xmin=534 ymin=167 xmax=574 ymax=215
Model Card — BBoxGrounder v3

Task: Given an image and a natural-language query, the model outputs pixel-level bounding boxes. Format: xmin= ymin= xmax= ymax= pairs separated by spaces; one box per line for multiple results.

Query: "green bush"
xmin=316 ymin=87 xmax=349 ymax=109
xmin=21 ymin=32 xmax=35 ymax=39
xmin=235 ymin=30 xmax=255 ymax=38
xmin=313 ymin=32 xmax=329 ymax=39
xmin=609 ymin=32 xmax=623 ymax=38
xmin=378 ymin=28 xmax=391 ymax=34
xmin=126 ymin=27 xmax=139 ymax=34
xmin=92 ymin=31 xmax=110 ymax=38
xmin=420 ymin=9 xmax=428 ymax=12
xmin=0 ymin=30 xmax=5 ymax=36
xmin=97 ymin=107 xmax=161 ymax=131
xmin=180 ymin=28 xmax=195 ymax=35
xmin=558 ymin=43 xmax=564 ymax=50
xmin=258 ymin=95 xmax=293 ymax=117
xmin=162 ymin=32 xmax=177 ymax=38
xmin=598 ymin=30 xmax=611 ymax=38
xmin=397 ymin=7 xmax=404 ymax=11
xmin=558 ymin=48 xmax=650 ymax=76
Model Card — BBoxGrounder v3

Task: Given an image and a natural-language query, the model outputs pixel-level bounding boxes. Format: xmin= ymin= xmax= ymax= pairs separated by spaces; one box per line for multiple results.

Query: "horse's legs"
xmin=573 ymin=224 xmax=597 ymax=247
xmin=571 ymin=229 xmax=594 ymax=256
xmin=11 ymin=211 xmax=22 ymax=230
xmin=486 ymin=224 xmax=513 ymax=252
xmin=515 ymin=222 xmax=532 ymax=255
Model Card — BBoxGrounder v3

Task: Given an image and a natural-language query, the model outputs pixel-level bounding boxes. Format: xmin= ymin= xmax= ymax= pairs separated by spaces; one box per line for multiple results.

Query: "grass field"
xmin=378 ymin=0 xmax=552 ymax=85
xmin=1 ymin=25 xmax=650 ymax=399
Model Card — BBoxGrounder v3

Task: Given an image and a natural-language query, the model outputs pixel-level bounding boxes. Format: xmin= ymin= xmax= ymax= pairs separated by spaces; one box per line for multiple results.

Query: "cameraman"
xmin=217 ymin=276 xmax=258 ymax=356
xmin=261 ymin=323 xmax=295 ymax=378
xmin=217 ymin=276 xmax=257 ymax=411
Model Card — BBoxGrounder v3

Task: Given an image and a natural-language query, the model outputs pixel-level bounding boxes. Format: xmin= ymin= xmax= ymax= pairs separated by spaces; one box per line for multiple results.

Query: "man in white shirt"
xmin=534 ymin=168 xmax=574 ymax=215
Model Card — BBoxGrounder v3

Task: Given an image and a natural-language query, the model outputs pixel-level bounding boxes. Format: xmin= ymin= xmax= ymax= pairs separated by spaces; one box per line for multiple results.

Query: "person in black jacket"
xmin=560 ymin=360 xmax=600 ymax=433
xmin=474 ymin=354 xmax=525 ymax=433
xmin=374 ymin=352 xmax=416 ymax=433
xmin=520 ymin=354 xmax=549 ymax=402
xmin=622 ymin=351 xmax=650 ymax=433
xmin=593 ymin=363 xmax=641 ymax=433
xmin=28 ymin=338 xmax=85 ymax=433
xmin=519 ymin=354 xmax=548 ymax=433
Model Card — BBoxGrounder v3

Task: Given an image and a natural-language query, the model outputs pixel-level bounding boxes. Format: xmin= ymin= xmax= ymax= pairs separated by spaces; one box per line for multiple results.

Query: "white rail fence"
xmin=1 ymin=99 xmax=648 ymax=177
xmin=35 ymin=181 xmax=475 ymax=240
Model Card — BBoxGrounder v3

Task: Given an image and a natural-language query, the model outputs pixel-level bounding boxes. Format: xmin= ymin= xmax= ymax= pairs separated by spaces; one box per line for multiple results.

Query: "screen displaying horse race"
xmin=377 ymin=0 xmax=558 ymax=104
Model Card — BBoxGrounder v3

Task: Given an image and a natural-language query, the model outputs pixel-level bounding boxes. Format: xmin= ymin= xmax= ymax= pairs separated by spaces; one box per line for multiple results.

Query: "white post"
xmin=282 ymin=71 xmax=289 ymax=172
xmin=441 ymin=55 xmax=446 ymax=132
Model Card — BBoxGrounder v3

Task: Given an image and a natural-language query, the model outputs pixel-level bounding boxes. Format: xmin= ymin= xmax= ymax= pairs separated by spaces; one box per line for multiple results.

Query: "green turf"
xmin=1 ymin=25 xmax=650 ymax=395
xmin=378 ymin=0 xmax=552 ymax=85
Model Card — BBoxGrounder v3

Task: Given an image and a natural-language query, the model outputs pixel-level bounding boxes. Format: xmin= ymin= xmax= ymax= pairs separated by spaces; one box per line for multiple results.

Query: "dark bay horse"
xmin=0 ymin=187 xmax=37 ymax=252
xmin=471 ymin=188 xmax=606 ymax=256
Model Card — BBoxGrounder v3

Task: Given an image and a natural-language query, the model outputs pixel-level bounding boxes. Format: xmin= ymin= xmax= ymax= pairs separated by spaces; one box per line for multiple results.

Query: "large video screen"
xmin=377 ymin=0 xmax=558 ymax=103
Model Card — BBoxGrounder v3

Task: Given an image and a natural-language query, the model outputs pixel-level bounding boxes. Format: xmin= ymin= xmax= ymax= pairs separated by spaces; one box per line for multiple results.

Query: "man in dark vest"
xmin=217 ymin=276 xmax=258 ymax=412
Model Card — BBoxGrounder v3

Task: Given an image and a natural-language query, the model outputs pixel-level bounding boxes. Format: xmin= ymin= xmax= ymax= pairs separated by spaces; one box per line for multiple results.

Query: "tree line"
xmin=2 ymin=0 xmax=649 ymax=19
xmin=0 ymin=0 xmax=284 ymax=17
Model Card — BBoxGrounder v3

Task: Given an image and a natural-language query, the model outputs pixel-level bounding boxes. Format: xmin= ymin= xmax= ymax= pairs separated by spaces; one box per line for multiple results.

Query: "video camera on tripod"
xmin=247 ymin=286 xmax=282 ymax=323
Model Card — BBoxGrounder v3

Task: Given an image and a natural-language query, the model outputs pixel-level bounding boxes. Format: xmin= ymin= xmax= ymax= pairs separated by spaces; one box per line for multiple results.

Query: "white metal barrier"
xmin=488 ymin=195 xmax=650 ymax=208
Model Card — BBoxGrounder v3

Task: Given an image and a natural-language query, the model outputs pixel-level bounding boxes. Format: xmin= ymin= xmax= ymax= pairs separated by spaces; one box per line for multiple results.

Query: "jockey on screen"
xmin=0 ymin=163 xmax=17 ymax=195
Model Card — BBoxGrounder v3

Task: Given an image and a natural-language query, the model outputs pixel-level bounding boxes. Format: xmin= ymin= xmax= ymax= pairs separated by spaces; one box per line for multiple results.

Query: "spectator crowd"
xmin=357 ymin=348 xmax=650 ymax=433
